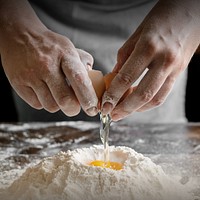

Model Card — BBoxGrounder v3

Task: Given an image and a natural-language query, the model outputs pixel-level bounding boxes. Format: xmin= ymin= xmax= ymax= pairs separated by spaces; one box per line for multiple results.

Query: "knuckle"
xmin=178 ymin=61 xmax=185 ymax=72
xmin=138 ymin=90 xmax=154 ymax=103
xmin=104 ymin=91 xmax=121 ymax=105
xmin=117 ymin=72 xmax=133 ymax=87
xmin=166 ymin=75 xmax=176 ymax=86
xmin=57 ymin=95 xmax=79 ymax=113
xmin=35 ymin=52 xmax=56 ymax=74
xmin=164 ymin=49 xmax=178 ymax=66
xmin=73 ymin=71 xmax=87 ymax=85
xmin=151 ymin=98 xmax=164 ymax=107
xmin=142 ymin=37 xmax=158 ymax=56
xmin=73 ymin=71 xmax=83 ymax=81
xmin=39 ymin=57 xmax=53 ymax=74
xmin=160 ymin=76 xmax=176 ymax=94
xmin=147 ymin=41 xmax=157 ymax=55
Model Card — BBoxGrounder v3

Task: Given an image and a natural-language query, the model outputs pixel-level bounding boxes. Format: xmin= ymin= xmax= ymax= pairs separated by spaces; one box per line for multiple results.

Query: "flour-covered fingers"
xmin=61 ymin=55 xmax=98 ymax=116
xmin=113 ymin=23 xmax=144 ymax=73
xmin=13 ymin=85 xmax=43 ymax=110
xmin=110 ymin=63 xmax=171 ymax=121
xmin=32 ymin=80 xmax=60 ymax=113
xmin=45 ymin=71 xmax=81 ymax=117
xmin=101 ymin=40 xmax=154 ymax=115
xmin=137 ymin=75 xmax=175 ymax=112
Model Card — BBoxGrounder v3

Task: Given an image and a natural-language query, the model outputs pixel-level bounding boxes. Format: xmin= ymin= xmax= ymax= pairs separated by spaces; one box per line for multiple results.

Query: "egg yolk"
xmin=89 ymin=160 xmax=123 ymax=170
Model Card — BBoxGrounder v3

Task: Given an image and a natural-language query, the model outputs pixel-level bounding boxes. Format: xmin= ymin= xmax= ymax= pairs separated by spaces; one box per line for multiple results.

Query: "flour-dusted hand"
xmin=0 ymin=0 xmax=98 ymax=117
xmin=101 ymin=0 xmax=200 ymax=121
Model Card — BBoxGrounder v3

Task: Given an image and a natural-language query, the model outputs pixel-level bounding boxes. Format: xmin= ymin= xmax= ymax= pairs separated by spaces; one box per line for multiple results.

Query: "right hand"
xmin=101 ymin=0 xmax=200 ymax=121
xmin=0 ymin=27 xmax=98 ymax=117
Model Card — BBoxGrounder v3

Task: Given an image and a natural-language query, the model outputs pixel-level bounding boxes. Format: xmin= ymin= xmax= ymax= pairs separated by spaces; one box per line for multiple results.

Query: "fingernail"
xmin=102 ymin=102 xmax=113 ymax=115
xmin=86 ymin=106 xmax=98 ymax=116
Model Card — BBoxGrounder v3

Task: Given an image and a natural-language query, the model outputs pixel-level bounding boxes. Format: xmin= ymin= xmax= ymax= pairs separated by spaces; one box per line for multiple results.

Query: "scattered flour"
xmin=0 ymin=145 xmax=194 ymax=200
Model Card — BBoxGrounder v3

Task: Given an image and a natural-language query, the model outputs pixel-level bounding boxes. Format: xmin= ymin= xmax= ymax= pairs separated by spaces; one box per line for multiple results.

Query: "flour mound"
xmin=0 ymin=145 xmax=193 ymax=200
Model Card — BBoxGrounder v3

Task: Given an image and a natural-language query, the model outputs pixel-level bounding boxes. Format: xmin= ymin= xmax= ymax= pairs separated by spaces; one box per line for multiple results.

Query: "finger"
xmin=102 ymin=39 xmax=154 ymax=115
xmin=46 ymin=71 xmax=81 ymax=117
xmin=32 ymin=80 xmax=60 ymax=113
xmin=137 ymin=74 xmax=175 ymax=112
xmin=13 ymin=85 xmax=43 ymax=109
xmin=77 ymin=48 xmax=94 ymax=71
xmin=113 ymin=24 xmax=143 ymax=73
xmin=61 ymin=54 xmax=98 ymax=116
xmin=110 ymin=61 xmax=171 ymax=121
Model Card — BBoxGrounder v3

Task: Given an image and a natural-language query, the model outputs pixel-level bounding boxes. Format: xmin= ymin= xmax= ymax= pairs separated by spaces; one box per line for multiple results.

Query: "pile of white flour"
xmin=0 ymin=145 xmax=194 ymax=200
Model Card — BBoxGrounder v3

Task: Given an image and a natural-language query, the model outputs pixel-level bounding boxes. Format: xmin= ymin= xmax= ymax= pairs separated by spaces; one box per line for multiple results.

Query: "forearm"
xmin=178 ymin=0 xmax=200 ymax=55
xmin=0 ymin=0 xmax=47 ymax=52
xmin=158 ymin=0 xmax=200 ymax=55
xmin=158 ymin=0 xmax=200 ymax=18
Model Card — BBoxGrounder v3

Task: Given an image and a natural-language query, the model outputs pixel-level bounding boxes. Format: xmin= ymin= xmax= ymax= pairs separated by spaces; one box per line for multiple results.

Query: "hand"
xmin=0 ymin=1 xmax=98 ymax=117
xmin=101 ymin=0 xmax=200 ymax=121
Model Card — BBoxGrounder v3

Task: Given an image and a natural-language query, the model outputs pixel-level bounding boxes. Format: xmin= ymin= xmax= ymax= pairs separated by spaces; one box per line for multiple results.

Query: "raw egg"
xmin=89 ymin=160 xmax=123 ymax=170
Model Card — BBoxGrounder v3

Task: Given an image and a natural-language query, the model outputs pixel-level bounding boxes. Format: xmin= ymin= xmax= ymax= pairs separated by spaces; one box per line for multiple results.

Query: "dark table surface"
xmin=0 ymin=121 xmax=200 ymax=196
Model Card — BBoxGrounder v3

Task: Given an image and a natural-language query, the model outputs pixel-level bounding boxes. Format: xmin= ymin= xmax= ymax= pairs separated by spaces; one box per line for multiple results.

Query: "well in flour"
xmin=0 ymin=145 xmax=194 ymax=200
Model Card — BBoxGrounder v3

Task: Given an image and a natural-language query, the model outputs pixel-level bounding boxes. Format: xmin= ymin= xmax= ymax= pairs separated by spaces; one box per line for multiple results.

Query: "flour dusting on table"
xmin=0 ymin=145 xmax=194 ymax=200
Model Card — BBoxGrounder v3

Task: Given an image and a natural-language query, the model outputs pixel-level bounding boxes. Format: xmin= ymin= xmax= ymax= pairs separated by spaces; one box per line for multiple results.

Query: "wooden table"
xmin=0 ymin=121 xmax=200 ymax=196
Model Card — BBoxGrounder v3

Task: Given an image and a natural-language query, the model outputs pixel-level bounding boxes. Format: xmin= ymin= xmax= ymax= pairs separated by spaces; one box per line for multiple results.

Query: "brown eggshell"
xmin=88 ymin=70 xmax=136 ymax=109
xmin=88 ymin=70 xmax=105 ymax=100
